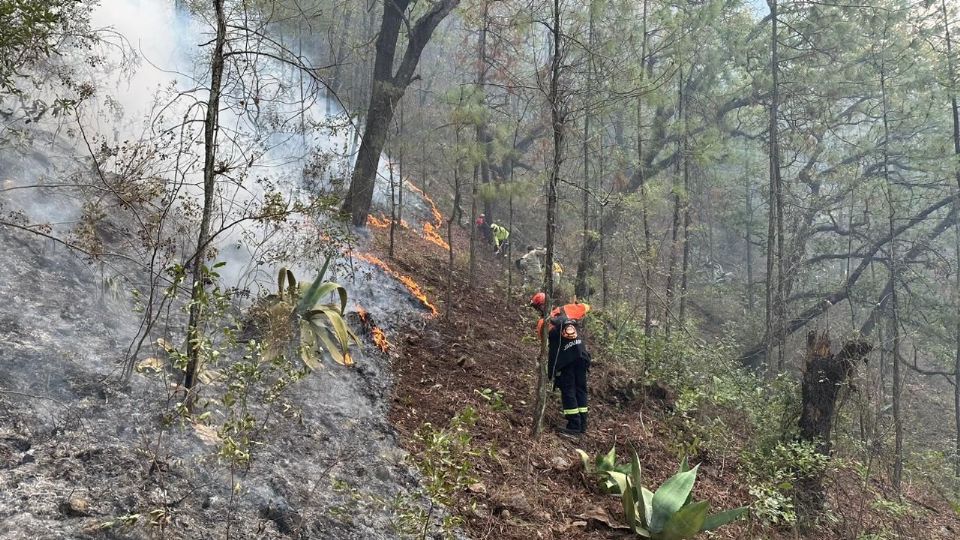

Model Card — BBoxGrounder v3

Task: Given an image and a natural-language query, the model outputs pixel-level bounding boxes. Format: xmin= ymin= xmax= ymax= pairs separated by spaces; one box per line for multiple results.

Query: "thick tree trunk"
xmin=341 ymin=0 xmax=460 ymax=226
xmin=184 ymin=0 xmax=227 ymax=395
xmin=797 ymin=332 xmax=872 ymax=512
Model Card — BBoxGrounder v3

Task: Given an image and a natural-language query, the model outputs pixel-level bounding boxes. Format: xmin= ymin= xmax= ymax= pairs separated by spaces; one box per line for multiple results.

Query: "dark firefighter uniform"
xmin=538 ymin=302 xmax=591 ymax=434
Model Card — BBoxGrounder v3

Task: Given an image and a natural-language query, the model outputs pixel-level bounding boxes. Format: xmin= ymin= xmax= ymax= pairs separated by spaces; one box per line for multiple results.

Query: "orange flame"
xmin=354 ymin=253 xmax=439 ymax=316
xmin=367 ymin=214 xmax=410 ymax=230
xmin=367 ymin=215 xmax=390 ymax=229
xmin=355 ymin=305 xmax=391 ymax=352
xmin=405 ymin=182 xmax=449 ymax=251
xmin=371 ymin=327 xmax=390 ymax=352
xmin=423 ymin=222 xmax=449 ymax=251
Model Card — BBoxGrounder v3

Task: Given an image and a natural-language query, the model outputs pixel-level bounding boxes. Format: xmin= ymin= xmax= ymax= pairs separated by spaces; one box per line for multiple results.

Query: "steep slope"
xmin=377 ymin=223 xmax=960 ymax=540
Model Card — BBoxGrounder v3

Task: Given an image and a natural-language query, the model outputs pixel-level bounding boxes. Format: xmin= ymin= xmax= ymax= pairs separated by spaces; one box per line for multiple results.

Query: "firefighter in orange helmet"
xmin=530 ymin=292 xmax=592 ymax=435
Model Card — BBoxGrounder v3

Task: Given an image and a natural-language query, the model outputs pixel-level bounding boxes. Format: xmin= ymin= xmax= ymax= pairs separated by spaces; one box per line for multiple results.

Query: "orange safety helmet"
xmin=530 ymin=292 xmax=546 ymax=308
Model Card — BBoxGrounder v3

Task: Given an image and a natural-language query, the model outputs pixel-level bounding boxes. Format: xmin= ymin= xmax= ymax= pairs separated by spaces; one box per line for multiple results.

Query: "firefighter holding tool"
xmin=530 ymin=292 xmax=592 ymax=435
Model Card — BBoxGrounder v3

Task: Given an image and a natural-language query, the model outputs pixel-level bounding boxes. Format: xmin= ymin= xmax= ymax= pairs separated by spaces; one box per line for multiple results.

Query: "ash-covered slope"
xmin=0 ymin=2 xmax=455 ymax=538
xmin=0 ymin=165 xmax=448 ymax=539
xmin=0 ymin=235 xmax=438 ymax=540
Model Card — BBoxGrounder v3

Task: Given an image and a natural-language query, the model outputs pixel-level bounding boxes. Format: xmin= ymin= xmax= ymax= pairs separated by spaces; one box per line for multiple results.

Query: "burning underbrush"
xmin=366 ymin=214 xmax=409 ymax=230
xmin=352 ymin=252 xmax=439 ymax=316
xmin=354 ymin=306 xmax=391 ymax=352
xmin=408 ymin=183 xmax=449 ymax=251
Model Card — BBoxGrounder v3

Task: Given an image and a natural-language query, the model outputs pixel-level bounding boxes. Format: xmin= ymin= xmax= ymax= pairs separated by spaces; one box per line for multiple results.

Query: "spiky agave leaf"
xmin=622 ymin=475 xmax=638 ymax=532
xmin=630 ymin=451 xmax=649 ymax=526
xmin=295 ymin=258 xmax=331 ymax=314
xmin=600 ymin=445 xmax=617 ymax=470
xmin=297 ymin=281 xmax=347 ymax=316
xmin=701 ymin=507 xmax=747 ymax=531
xmin=304 ymin=304 xmax=358 ymax=367
xmin=649 ymin=465 xmax=700 ymax=533
xmin=298 ymin=321 xmax=322 ymax=370
xmin=575 ymin=449 xmax=592 ymax=472
xmin=641 ymin=486 xmax=655 ymax=529
xmin=607 ymin=471 xmax=629 ymax=496
xmin=657 ymin=500 xmax=709 ymax=540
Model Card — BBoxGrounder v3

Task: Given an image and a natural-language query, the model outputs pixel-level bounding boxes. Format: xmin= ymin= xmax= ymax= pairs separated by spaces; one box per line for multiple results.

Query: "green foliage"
xmin=475 ymin=387 xmax=510 ymax=412
xmin=592 ymin=307 xmax=798 ymax=464
xmin=587 ymin=451 xmax=746 ymax=539
xmin=0 ymin=0 xmax=91 ymax=93
xmin=413 ymin=406 xmax=480 ymax=508
xmin=742 ymin=441 xmax=830 ymax=525
xmin=870 ymin=497 xmax=911 ymax=519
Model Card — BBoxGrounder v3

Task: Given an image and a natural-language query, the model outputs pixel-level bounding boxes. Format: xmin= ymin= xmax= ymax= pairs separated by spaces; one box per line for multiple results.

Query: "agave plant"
xmin=263 ymin=258 xmax=358 ymax=368
xmin=604 ymin=453 xmax=746 ymax=539
xmin=576 ymin=445 xmax=633 ymax=493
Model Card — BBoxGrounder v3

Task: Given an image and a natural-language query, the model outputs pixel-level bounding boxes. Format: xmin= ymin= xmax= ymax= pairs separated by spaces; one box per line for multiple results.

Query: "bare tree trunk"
xmin=745 ymin=147 xmax=755 ymax=311
xmin=469 ymin=5 xmax=490 ymax=286
xmin=342 ymin=0 xmax=461 ymax=226
xmin=640 ymin=0 xmax=652 ymax=338
xmin=388 ymin=157 xmax=396 ymax=257
xmin=507 ymin=105 xmax=520 ymax=297
xmin=533 ymin=0 xmax=564 ymax=438
xmin=678 ymin=82 xmax=691 ymax=328
xmin=389 ymin=104 xmax=405 ymax=257
xmin=878 ymin=51 xmax=903 ymax=492
xmin=955 ymin=218 xmax=960 ymax=479
xmin=398 ymin=104 xmax=404 ymax=232
xmin=574 ymin=0 xmax=596 ymax=299
xmin=765 ymin=0 xmax=782 ymax=372
xmin=664 ymin=69 xmax=683 ymax=336
xmin=942 ymin=0 xmax=960 ymax=480
xmin=469 ymin=165 xmax=479 ymax=287
xmin=446 ymin=124 xmax=463 ymax=322
xmin=183 ymin=0 xmax=227 ymax=396
xmin=476 ymin=0 xmax=495 ymax=223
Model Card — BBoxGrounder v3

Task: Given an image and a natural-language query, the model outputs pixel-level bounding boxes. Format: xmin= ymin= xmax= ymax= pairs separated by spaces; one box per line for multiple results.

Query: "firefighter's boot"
xmin=579 ymin=412 xmax=588 ymax=433
xmin=559 ymin=413 xmax=582 ymax=436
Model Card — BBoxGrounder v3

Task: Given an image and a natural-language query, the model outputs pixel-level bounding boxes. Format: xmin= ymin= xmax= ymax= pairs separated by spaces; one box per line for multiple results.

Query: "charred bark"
xmin=797 ymin=332 xmax=871 ymax=512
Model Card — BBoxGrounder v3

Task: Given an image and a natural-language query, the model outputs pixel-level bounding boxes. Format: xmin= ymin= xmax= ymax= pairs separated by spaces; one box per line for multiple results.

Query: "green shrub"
xmin=742 ymin=440 xmax=829 ymax=525
xmin=414 ymin=406 xmax=480 ymax=507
